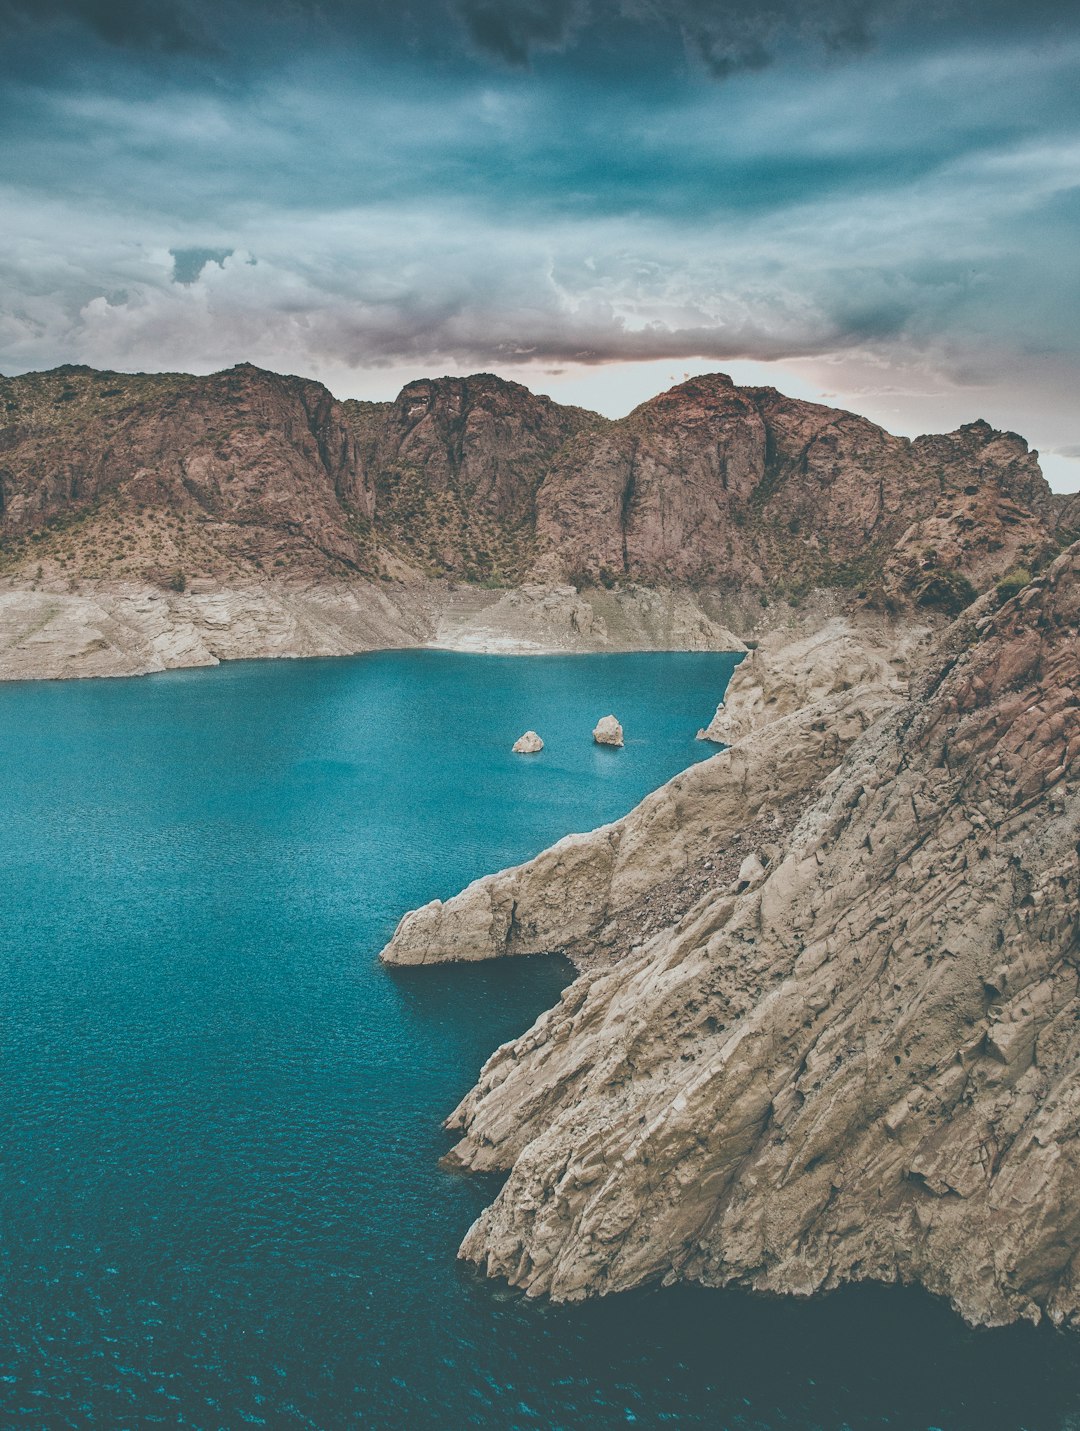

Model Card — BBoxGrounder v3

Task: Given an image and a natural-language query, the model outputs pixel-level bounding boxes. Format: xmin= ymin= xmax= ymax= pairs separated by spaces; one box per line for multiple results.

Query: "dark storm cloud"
xmin=5 ymin=0 xmax=1075 ymax=73
xmin=1 ymin=0 xmax=1079 ymax=474
xmin=449 ymin=0 xmax=1080 ymax=72
xmin=443 ymin=0 xmax=886 ymax=73
xmin=455 ymin=0 xmax=586 ymax=65
xmin=0 ymin=0 xmax=216 ymax=52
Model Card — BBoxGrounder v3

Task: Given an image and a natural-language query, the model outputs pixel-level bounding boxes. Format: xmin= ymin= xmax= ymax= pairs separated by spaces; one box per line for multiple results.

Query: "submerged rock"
xmin=592 ymin=715 xmax=624 ymax=747
xmin=512 ymin=731 xmax=544 ymax=754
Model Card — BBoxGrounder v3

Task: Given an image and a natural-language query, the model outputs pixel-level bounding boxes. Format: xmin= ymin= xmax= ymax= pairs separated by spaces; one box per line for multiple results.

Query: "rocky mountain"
xmin=382 ymin=546 xmax=1080 ymax=1331
xmin=0 ymin=363 xmax=376 ymax=585
xmin=0 ymin=363 xmax=1066 ymax=610
xmin=534 ymin=380 xmax=1056 ymax=602
xmin=344 ymin=374 xmax=602 ymax=583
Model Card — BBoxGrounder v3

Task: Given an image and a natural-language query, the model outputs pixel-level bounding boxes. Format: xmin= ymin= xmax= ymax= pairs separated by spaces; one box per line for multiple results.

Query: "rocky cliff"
xmin=344 ymin=374 xmax=601 ymax=583
xmin=383 ymin=547 xmax=1080 ymax=1331
xmin=0 ymin=361 xmax=1069 ymax=677
xmin=534 ymin=380 xmax=1057 ymax=600
xmin=0 ymin=363 xmax=375 ymax=584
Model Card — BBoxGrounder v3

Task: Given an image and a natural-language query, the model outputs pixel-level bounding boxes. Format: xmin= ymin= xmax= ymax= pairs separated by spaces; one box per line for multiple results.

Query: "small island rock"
xmin=592 ymin=715 xmax=624 ymax=747
xmin=512 ymin=731 xmax=544 ymax=754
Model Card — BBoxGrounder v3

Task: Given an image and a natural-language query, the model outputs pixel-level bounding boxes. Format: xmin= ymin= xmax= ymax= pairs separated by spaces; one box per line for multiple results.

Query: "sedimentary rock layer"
xmin=396 ymin=549 xmax=1079 ymax=1330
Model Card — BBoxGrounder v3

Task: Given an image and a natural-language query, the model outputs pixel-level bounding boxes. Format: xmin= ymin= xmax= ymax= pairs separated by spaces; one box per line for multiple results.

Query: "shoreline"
xmin=1 ymin=571 xmax=937 ymax=686
xmin=0 ymin=577 xmax=763 ymax=683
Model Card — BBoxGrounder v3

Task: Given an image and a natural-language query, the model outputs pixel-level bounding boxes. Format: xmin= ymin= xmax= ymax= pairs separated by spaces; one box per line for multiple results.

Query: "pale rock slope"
xmin=427 ymin=583 xmax=744 ymax=656
xmin=697 ymin=615 xmax=928 ymax=745
xmin=0 ymin=581 xmax=438 ymax=680
xmin=380 ymin=617 xmax=908 ymax=968
xmin=386 ymin=547 xmax=1080 ymax=1330
xmin=0 ymin=579 xmax=745 ymax=680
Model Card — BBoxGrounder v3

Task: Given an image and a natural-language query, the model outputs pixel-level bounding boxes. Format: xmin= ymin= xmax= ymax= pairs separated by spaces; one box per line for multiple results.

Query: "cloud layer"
xmin=1 ymin=0 xmax=1079 ymax=486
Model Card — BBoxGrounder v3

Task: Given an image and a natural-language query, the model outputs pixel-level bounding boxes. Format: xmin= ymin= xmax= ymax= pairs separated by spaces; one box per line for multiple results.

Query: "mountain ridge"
xmin=1 ymin=361 xmax=1075 ymax=678
xmin=1 ymin=361 xmax=1069 ymax=592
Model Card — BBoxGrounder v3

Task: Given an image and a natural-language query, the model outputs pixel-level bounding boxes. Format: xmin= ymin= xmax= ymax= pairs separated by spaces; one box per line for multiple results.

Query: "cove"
xmin=1 ymin=648 xmax=1078 ymax=1431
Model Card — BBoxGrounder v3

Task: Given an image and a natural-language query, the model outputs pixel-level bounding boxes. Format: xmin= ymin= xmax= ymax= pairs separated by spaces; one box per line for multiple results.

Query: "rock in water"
xmin=512 ymin=731 xmax=544 ymax=754
xmin=592 ymin=715 xmax=624 ymax=747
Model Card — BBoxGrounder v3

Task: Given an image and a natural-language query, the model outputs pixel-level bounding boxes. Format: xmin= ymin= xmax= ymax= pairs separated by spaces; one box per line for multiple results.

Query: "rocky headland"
xmin=382 ymin=546 xmax=1080 ymax=1333
xmin=2 ymin=362 xmax=1074 ymax=679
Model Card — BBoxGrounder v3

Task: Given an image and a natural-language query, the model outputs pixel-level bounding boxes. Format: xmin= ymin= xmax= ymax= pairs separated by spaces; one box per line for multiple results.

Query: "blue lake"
xmin=0 ymin=649 xmax=1078 ymax=1429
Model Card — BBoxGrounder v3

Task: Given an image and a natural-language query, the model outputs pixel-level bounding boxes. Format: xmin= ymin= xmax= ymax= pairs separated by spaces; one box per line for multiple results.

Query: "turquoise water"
xmin=0 ymin=649 xmax=1078 ymax=1430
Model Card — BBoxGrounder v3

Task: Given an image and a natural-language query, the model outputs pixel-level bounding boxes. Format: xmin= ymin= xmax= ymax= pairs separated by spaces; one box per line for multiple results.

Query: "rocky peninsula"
xmin=382 ymin=547 xmax=1080 ymax=1333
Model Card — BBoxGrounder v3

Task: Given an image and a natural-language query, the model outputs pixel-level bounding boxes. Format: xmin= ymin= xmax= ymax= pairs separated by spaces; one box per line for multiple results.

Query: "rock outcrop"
xmin=592 ymin=715 xmax=624 ymax=747
xmin=696 ymin=615 xmax=928 ymax=746
xmin=387 ymin=548 xmax=1080 ymax=1332
xmin=1054 ymin=490 xmax=1080 ymax=540
xmin=512 ymin=731 xmax=544 ymax=754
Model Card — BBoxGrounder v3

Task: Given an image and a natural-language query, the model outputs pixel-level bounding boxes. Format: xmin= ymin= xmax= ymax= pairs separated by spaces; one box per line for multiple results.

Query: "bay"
xmin=0 ymin=649 xmax=1076 ymax=1430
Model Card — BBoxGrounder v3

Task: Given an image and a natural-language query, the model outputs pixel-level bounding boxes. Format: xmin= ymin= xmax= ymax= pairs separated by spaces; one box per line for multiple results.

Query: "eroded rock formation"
xmin=386 ymin=549 xmax=1080 ymax=1331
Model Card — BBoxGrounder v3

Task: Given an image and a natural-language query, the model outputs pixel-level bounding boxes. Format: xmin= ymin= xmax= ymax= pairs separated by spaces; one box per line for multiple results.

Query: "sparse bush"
xmin=168 ymin=569 xmax=186 ymax=592
xmin=996 ymin=565 xmax=1031 ymax=605
xmin=915 ymin=567 xmax=977 ymax=615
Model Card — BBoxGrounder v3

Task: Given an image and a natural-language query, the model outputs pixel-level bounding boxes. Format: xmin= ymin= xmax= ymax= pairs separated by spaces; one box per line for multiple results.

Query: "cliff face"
xmin=0 ymin=364 xmax=375 ymax=582
xmin=387 ymin=548 xmax=1080 ymax=1331
xmin=1 ymin=363 xmax=1062 ymax=607
xmin=1055 ymin=490 xmax=1080 ymax=541
xmin=535 ymin=380 xmax=1055 ymax=595
xmin=345 ymin=374 xmax=601 ymax=582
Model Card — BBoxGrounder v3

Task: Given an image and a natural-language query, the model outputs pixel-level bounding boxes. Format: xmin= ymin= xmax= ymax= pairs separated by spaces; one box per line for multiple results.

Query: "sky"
xmin=1 ymin=0 xmax=1079 ymax=490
